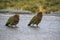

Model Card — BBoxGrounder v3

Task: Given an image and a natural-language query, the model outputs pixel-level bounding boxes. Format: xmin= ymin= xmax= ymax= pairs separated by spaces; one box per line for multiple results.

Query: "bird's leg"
xmin=8 ymin=24 xmax=10 ymax=27
xmin=15 ymin=25 xmax=18 ymax=28
xmin=32 ymin=24 xmax=34 ymax=27
xmin=29 ymin=24 xmax=35 ymax=27
xmin=36 ymin=24 xmax=38 ymax=27
xmin=11 ymin=25 xmax=17 ymax=28
xmin=9 ymin=23 xmax=14 ymax=28
xmin=8 ymin=24 xmax=12 ymax=27
xmin=9 ymin=23 xmax=13 ymax=27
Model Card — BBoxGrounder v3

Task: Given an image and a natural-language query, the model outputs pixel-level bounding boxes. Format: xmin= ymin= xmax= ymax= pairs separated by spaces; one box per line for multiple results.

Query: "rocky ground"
xmin=0 ymin=13 xmax=60 ymax=40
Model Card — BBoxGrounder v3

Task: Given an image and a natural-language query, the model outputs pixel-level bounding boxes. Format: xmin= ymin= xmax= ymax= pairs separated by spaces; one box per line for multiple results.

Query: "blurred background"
xmin=0 ymin=0 xmax=60 ymax=13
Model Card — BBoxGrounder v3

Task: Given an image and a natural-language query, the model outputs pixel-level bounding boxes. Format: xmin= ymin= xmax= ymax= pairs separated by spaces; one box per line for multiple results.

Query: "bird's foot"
xmin=12 ymin=25 xmax=18 ymax=28
xmin=30 ymin=26 xmax=34 ymax=27
xmin=7 ymin=25 xmax=18 ymax=28
xmin=37 ymin=26 xmax=39 ymax=28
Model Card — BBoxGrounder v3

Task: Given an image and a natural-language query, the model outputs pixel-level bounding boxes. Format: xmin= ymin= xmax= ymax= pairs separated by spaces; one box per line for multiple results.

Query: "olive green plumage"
xmin=28 ymin=12 xmax=43 ymax=27
xmin=5 ymin=14 xmax=19 ymax=27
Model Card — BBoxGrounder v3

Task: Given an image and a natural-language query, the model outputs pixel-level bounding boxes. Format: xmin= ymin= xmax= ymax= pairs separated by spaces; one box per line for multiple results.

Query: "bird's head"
xmin=14 ymin=14 xmax=19 ymax=18
xmin=37 ymin=12 xmax=42 ymax=16
xmin=39 ymin=6 xmax=47 ymax=14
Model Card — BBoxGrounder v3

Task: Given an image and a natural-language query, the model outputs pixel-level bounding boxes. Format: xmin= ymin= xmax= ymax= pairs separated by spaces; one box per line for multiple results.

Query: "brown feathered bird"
xmin=28 ymin=12 xmax=43 ymax=27
xmin=5 ymin=14 xmax=19 ymax=28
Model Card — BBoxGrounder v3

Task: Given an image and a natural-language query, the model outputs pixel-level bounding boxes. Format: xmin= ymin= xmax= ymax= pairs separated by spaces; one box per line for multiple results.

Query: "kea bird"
xmin=5 ymin=14 xmax=19 ymax=28
xmin=28 ymin=12 xmax=43 ymax=27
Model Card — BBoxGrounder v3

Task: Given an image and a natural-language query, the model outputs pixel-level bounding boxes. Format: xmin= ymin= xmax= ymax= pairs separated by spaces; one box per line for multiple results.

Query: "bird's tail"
xmin=5 ymin=23 xmax=9 ymax=26
xmin=28 ymin=23 xmax=31 ymax=26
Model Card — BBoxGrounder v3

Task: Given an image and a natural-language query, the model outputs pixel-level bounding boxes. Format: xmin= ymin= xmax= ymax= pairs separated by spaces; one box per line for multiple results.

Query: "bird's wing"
xmin=29 ymin=16 xmax=37 ymax=24
xmin=6 ymin=16 xmax=13 ymax=24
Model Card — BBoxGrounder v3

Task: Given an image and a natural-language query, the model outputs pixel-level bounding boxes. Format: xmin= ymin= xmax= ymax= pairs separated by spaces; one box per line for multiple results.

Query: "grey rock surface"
xmin=0 ymin=13 xmax=60 ymax=40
